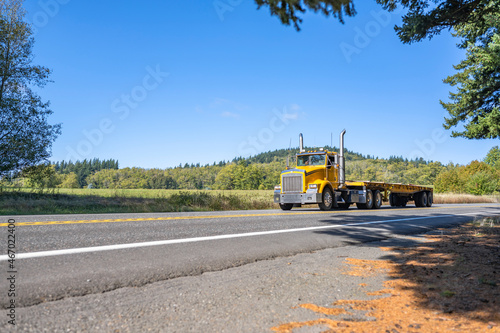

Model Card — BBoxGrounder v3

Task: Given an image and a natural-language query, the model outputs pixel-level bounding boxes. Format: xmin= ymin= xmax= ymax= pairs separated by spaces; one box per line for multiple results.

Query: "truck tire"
xmin=356 ymin=189 xmax=373 ymax=209
xmin=394 ymin=194 xmax=407 ymax=207
xmin=414 ymin=192 xmax=421 ymax=207
xmin=319 ymin=187 xmax=334 ymax=211
xmin=421 ymin=192 xmax=427 ymax=207
xmin=415 ymin=191 xmax=427 ymax=207
xmin=279 ymin=203 xmax=293 ymax=210
xmin=373 ymin=190 xmax=382 ymax=209
xmin=389 ymin=193 xmax=396 ymax=207
xmin=426 ymin=191 xmax=433 ymax=207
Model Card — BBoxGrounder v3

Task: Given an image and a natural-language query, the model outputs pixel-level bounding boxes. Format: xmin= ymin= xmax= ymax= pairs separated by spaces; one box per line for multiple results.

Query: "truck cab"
xmin=274 ymin=150 xmax=351 ymax=210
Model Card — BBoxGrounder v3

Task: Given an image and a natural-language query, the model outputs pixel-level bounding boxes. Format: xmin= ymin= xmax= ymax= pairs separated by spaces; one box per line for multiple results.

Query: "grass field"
xmin=0 ymin=188 xmax=276 ymax=215
xmin=0 ymin=188 xmax=498 ymax=216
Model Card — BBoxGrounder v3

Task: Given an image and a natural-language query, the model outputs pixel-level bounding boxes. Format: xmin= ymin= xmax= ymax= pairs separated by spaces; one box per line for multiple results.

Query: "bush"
xmin=434 ymin=168 xmax=465 ymax=193
xmin=465 ymin=172 xmax=499 ymax=195
xmin=435 ymin=160 xmax=500 ymax=195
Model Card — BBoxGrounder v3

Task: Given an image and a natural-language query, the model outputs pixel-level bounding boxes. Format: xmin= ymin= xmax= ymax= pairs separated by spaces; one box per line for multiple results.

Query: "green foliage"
xmin=465 ymin=171 xmax=499 ymax=195
xmin=0 ymin=189 xmax=275 ymax=215
xmin=55 ymin=149 xmax=446 ymax=190
xmin=88 ymin=168 xmax=178 ymax=189
xmin=214 ymin=164 xmax=237 ymax=190
xmin=346 ymin=158 xmax=444 ymax=185
xmin=254 ymin=0 xmax=355 ymax=31
xmin=58 ymin=172 xmax=79 ymax=189
xmin=378 ymin=1 xmax=497 ymax=44
xmin=55 ymin=158 xmax=119 ymax=188
xmin=485 ymin=146 xmax=500 ymax=169
xmin=41 ymin=148 xmax=449 ymax=191
xmin=441 ymin=5 xmax=500 ymax=139
xmin=434 ymin=165 xmax=464 ymax=193
xmin=434 ymin=160 xmax=500 ymax=195
xmin=440 ymin=290 xmax=456 ymax=298
xmin=21 ymin=164 xmax=58 ymax=192
xmin=11 ymin=147 xmax=500 ymax=194
xmin=0 ymin=0 xmax=61 ymax=176
xmin=255 ymin=1 xmax=490 ymax=40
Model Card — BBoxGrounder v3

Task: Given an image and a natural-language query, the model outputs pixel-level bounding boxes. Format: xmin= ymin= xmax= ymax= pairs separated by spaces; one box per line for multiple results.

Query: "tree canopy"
xmin=441 ymin=3 xmax=500 ymax=139
xmin=0 ymin=0 xmax=61 ymax=176
xmin=254 ymin=0 xmax=356 ymax=31
xmin=254 ymin=0 xmax=489 ymax=38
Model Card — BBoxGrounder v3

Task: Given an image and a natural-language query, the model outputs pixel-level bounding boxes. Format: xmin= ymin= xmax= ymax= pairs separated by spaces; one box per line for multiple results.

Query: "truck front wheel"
xmin=279 ymin=203 xmax=293 ymax=210
xmin=319 ymin=187 xmax=334 ymax=211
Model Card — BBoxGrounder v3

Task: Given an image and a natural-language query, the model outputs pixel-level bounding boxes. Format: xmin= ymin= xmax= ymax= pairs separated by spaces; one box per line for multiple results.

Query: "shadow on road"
xmin=312 ymin=209 xmax=500 ymax=326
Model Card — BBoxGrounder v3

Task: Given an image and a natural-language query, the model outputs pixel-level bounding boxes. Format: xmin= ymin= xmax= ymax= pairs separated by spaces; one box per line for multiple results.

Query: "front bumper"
xmin=274 ymin=191 xmax=322 ymax=204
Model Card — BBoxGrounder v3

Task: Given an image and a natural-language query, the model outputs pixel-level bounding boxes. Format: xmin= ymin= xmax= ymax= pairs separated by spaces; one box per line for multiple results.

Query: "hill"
xmin=2 ymin=146 xmax=499 ymax=195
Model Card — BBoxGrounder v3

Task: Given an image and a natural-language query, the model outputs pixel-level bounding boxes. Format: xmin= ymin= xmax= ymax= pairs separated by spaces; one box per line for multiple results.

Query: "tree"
xmin=485 ymin=146 xmax=500 ymax=169
xmin=441 ymin=6 xmax=500 ymax=139
xmin=58 ymin=172 xmax=79 ymax=188
xmin=21 ymin=163 xmax=59 ymax=191
xmin=214 ymin=163 xmax=237 ymax=190
xmin=0 ymin=0 xmax=61 ymax=177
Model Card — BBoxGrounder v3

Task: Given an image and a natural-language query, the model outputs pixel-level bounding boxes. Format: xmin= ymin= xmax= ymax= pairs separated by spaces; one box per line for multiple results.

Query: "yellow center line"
xmin=1 ymin=204 xmax=497 ymax=227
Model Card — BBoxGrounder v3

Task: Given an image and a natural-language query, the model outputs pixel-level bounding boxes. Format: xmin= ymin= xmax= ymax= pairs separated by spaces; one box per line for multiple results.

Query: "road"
xmin=1 ymin=203 xmax=499 ymax=331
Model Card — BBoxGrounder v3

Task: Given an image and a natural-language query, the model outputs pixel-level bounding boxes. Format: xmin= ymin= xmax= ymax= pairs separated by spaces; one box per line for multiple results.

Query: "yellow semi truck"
xmin=274 ymin=130 xmax=433 ymax=210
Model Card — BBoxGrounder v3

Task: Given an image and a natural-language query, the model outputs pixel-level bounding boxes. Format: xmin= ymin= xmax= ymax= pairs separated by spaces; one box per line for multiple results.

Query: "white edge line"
xmin=1 ymin=211 xmax=496 ymax=261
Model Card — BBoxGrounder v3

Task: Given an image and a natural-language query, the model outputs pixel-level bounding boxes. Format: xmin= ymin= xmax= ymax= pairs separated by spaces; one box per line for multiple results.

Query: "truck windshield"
xmin=297 ymin=155 xmax=325 ymax=166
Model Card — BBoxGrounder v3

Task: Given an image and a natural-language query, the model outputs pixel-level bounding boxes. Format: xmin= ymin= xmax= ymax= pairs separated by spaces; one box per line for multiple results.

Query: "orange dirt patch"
xmin=297 ymin=304 xmax=350 ymax=316
xmin=271 ymin=219 xmax=500 ymax=333
xmin=342 ymin=258 xmax=391 ymax=277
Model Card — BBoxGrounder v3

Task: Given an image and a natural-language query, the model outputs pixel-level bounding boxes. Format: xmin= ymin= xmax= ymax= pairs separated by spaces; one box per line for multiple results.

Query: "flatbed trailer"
xmin=343 ymin=181 xmax=433 ymax=208
xmin=274 ymin=131 xmax=434 ymax=210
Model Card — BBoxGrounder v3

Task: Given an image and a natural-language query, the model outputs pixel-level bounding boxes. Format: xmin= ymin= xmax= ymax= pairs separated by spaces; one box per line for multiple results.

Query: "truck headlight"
xmin=309 ymin=184 xmax=318 ymax=189
xmin=274 ymin=185 xmax=281 ymax=191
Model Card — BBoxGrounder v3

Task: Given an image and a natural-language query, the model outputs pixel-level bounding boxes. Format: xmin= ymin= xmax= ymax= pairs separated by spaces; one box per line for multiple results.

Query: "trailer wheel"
xmin=389 ymin=193 xmax=396 ymax=207
xmin=319 ymin=187 xmax=334 ymax=211
xmin=373 ymin=190 xmax=382 ymax=209
xmin=356 ymin=190 xmax=373 ymax=209
xmin=421 ymin=192 xmax=428 ymax=207
xmin=395 ymin=195 xmax=407 ymax=207
xmin=414 ymin=192 xmax=421 ymax=207
xmin=279 ymin=203 xmax=293 ymax=210
xmin=415 ymin=191 xmax=427 ymax=207
xmin=426 ymin=191 xmax=433 ymax=207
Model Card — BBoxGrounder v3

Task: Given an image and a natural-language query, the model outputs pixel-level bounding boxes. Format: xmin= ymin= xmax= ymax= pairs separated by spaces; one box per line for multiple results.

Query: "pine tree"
xmin=441 ymin=4 xmax=500 ymax=138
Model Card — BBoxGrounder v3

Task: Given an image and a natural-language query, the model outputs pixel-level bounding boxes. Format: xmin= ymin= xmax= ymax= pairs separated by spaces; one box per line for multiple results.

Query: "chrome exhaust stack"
xmin=299 ymin=133 xmax=304 ymax=153
xmin=339 ymin=129 xmax=346 ymax=188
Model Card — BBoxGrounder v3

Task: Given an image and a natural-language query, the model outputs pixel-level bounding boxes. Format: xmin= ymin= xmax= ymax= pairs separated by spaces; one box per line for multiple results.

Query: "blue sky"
xmin=23 ymin=0 xmax=499 ymax=168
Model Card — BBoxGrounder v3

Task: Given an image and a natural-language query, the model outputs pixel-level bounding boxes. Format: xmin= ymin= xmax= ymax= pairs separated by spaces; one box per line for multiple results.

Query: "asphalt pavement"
xmin=0 ymin=203 xmax=499 ymax=331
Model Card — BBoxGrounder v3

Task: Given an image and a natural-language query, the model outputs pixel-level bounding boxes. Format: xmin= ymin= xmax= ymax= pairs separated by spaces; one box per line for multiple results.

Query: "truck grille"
xmin=282 ymin=174 xmax=303 ymax=193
